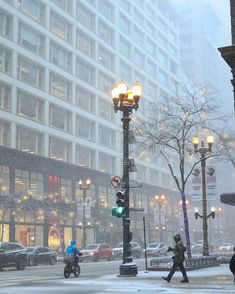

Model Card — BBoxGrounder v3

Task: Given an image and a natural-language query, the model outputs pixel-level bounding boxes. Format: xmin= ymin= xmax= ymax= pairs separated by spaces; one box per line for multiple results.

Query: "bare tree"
xmin=134 ymin=83 xmax=227 ymax=258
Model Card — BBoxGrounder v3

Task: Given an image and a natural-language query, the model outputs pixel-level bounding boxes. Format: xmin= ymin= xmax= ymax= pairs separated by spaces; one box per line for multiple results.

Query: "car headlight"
xmin=89 ymin=252 xmax=94 ymax=256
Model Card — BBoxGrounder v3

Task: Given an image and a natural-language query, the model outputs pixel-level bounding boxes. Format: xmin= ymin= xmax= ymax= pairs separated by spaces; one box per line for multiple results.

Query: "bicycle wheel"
xmin=73 ymin=265 xmax=81 ymax=277
xmin=64 ymin=266 xmax=70 ymax=278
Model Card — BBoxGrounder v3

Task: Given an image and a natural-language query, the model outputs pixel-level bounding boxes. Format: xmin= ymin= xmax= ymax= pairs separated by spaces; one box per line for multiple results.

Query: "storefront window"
xmin=0 ymin=165 xmax=9 ymax=194
xmin=61 ymin=178 xmax=72 ymax=203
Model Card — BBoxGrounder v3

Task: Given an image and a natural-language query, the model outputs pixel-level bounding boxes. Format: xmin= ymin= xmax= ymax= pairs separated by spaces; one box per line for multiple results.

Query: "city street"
xmin=0 ymin=258 xmax=234 ymax=293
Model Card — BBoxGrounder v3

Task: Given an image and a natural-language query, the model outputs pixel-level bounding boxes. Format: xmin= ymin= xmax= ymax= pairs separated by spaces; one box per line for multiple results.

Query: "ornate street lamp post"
xmin=111 ymin=80 xmax=141 ymax=276
xmin=155 ymin=194 xmax=165 ymax=242
xmin=192 ymin=135 xmax=214 ymax=256
xmin=78 ymin=178 xmax=91 ymax=247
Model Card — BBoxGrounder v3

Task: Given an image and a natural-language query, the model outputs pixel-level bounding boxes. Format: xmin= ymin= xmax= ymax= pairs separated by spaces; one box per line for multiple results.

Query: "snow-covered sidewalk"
xmin=62 ymin=264 xmax=235 ymax=293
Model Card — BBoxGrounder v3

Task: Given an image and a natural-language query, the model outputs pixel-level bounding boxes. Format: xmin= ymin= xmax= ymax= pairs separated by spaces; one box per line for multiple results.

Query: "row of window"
xmin=0 ymin=45 xmax=178 ymax=98
xmin=0 ymin=79 xmax=114 ymax=118
xmin=0 ymin=5 xmax=178 ymax=68
xmin=0 ymin=82 xmax=116 ymax=147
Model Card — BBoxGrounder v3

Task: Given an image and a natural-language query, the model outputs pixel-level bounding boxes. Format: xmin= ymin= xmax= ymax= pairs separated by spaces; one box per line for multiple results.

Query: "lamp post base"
xmin=118 ymin=262 xmax=138 ymax=277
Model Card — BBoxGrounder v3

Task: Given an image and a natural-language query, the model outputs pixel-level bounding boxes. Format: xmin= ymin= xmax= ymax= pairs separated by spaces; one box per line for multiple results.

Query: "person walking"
xmin=162 ymin=233 xmax=189 ymax=283
xmin=229 ymin=246 xmax=235 ymax=284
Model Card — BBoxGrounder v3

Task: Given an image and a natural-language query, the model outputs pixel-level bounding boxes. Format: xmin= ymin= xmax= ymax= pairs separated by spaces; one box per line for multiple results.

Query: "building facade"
xmin=0 ymin=0 xmax=183 ymax=249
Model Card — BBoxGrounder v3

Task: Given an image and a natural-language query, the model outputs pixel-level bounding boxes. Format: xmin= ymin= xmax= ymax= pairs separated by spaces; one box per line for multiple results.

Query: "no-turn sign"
xmin=111 ymin=176 xmax=122 ymax=188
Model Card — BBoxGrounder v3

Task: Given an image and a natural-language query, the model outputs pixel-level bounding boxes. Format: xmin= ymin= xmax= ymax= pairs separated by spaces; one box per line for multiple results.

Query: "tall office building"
xmin=0 ymin=0 xmax=181 ymax=248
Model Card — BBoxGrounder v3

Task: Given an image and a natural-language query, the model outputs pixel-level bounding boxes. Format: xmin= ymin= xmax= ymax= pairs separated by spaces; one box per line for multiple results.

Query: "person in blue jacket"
xmin=66 ymin=240 xmax=81 ymax=265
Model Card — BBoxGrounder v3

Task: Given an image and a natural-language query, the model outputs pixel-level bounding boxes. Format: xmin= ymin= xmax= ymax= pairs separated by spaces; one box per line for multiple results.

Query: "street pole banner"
xmin=191 ymin=168 xmax=201 ymax=201
xmin=77 ymin=198 xmax=83 ymax=220
xmin=160 ymin=207 xmax=165 ymax=224
xmin=191 ymin=167 xmax=217 ymax=201
xmin=206 ymin=167 xmax=217 ymax=200
xmin=85 ymin=196 xmax=92 ymax=218
xmin=154 ymin=207 xmax=159 ymax=224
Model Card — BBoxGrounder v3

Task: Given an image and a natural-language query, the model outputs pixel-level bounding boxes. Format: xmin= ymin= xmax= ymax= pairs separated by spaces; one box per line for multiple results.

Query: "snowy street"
xmin=0 ymin=260 xmax=234 ymax=294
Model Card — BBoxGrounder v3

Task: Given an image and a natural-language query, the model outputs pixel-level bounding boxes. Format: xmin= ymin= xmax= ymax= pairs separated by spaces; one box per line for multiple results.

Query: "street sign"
xmin=129 ymin=208 xmax=144 ymax=212
xmin=111 ymin=176 xmax=122 ymax=188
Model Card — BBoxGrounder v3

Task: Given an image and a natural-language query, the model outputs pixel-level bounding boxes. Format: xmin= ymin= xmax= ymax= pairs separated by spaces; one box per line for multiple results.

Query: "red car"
xmin=80 ymin=243 xmax=113 ymax=262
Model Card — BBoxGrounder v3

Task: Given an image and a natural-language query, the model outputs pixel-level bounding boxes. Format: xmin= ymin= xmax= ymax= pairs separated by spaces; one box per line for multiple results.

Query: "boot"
xmin=180 ymin=278 xmax=189 ymax=283
xmin=162 ymin=276 xmax=170 ymax=283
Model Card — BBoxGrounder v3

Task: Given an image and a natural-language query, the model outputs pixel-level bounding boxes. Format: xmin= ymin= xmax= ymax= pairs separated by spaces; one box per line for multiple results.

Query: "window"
xmin=50 ymin=72 xmax=72 ymax=102
xmin=76 ymin=115 xmax=95 ymax=142
xmin=119 ymin=14 xmax=130 ymax=36
xmin=16 ymin=126 xmax=43 ymax=155
xmin=119 ymin=37 xmax=131 ymax=59
xmin=19 ymin=23 xmax=45 ymax=56
xmin=99 ymin=97 xmax=114 ymax=122
xmin=76 ymin=144 xmax=95 ymax=169
xmin=51 ymin=13 xmax=72 ymax=43
xmin=51 ymin=0 xmax=72 ymax=14
xmin=99 ymin=152 xmax=115 ymax=174
xmin=49 ymin=104 xmax=72 ymax=133
xmin=99 ymin=125 xmax=115 ymax=149
xmin=0 ymin=47 xmax=12 ymax=75
xmin=119 ymin=0 xmax=131 ymax=13
xmin=17 ymin=91 xmax=44 ymax=122
xmin=50 ymin=42 xmax=72 ymax=72
xmin=0 ymin=120 xmax=10 ymax=147
xmin=49 ymin=136 xmax=71 ymax=162
xmin=0 ymin=10 xmax=13 ymax=39
xmin=76 ymin=30 xmax=95 ymax=59
xmin=133 ymin=7 xmax=143 ymax=25
xmin=133 ymin=27 xmax=143 ymax=47
xmin=119 ymin=61 xmax=131 ymax=84
xmin=146 ymin=60 xmax=156 ymax=77
xmin=0 ymin=165 xmax=10 ymax=194
xmin=158 ymin=70 xmax=168 ymax=87
xmin=76 ymin=59 xmax=95 ymax=86
xmin=159 ymin=49 xmax=168 ymax=66
xmin=147 ymin=82 xmax=157 ymax=100
xmin=98 ymin=72 xmax=115 ymax=94
xmin=0 ymin=82 xmax=11 ymax=111
xmin=146 ymin=21 xmax=155 ymax=36
xmin=77 ymin=3 xmax=95 ymax=32
xmin=61 ymin=178 xmax=72 ymax=203
xmin=98 ymin=46 xmax=114 ymax=71
xmin=146 ymin=39 xmax=155 ymax=57
xmin=19 ymin=0 xmax=45 ymax=24
xmin=98 ymin=21 xmax=114 ymax=46
xmin=76 ymin=86 xmax=95 ymax=114
xmin=134 ymin=50 xmax=144 ymax=68
xmin=158 ymin=33 xmax=168 ymax=48
xmin=98 ymin=0 xmax=114 ymax=21
xmin=18 ymin=57 xmax=44 ymax=89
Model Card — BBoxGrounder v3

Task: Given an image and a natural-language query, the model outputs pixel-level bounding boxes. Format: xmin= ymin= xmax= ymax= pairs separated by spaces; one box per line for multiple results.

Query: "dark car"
xmin=26 ymin=246 xmax=57 ymax=266
xmin=112 ymin=242 xmax=142 ymax=259
xmin=0 ymin=242 xmax=27 ymax=270
xmin=80 ymin=243 xmax=113 ymax=262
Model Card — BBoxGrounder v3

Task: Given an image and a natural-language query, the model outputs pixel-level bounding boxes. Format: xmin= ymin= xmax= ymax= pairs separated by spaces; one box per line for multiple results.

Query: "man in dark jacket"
xmin=229 ymin=246 xmax=235 ymax=284
xmin=162 ymin=234 xmax=189 ymax=283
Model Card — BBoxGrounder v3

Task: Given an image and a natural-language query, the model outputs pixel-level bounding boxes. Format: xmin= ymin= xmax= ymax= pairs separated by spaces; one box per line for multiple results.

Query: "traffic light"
xmin=112 ymin=190 xmax=125 ymax=217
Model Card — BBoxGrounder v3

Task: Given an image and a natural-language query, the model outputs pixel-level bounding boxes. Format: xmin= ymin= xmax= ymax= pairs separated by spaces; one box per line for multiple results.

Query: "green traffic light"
xmin=112 ymin=206 xmax=124 ymax=217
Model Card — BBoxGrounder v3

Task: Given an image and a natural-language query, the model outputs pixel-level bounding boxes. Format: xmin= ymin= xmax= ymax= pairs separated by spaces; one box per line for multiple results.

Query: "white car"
xmin=219 ymin=243 xmax=233 ymax=252
xmin=144 ymin=243 xmax=168 ymax=257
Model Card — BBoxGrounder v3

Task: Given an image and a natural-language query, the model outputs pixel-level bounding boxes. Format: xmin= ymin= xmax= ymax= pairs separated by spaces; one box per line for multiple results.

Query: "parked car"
xmin=112 ymin=242 xmax=142 ymax=259
xmin=26 ymin=246 xmax=57 ymax=266
xmin=0 ymin=242 xmax=27 ymax=270
xmin=80 ymin=243 xmax=113 ymax=262
xmin=218 ymin=243 xmax=233 ymax=252
xmin=192 ymin=240 xmax=214 ymax=254
xmin=144 ymin=243 xmax=168 ymax=257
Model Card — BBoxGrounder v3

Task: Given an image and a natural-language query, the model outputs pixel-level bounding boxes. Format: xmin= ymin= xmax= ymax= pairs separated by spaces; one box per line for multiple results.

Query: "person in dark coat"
xmin=162 ymin=233 xmax=189 ymax=283
xmin=229 ymin=246 xmax=235 ymax=284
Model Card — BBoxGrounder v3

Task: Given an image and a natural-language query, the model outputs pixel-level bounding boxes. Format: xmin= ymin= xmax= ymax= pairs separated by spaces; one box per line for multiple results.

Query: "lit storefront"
xmin=0 ymin=146 xmax=179 ymax=249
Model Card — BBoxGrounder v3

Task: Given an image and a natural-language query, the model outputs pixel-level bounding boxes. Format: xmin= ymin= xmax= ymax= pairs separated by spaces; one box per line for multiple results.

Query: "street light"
xmin=78 ymin=178 xmax=91 ymax=247
xmin=155 ymin=194 xmax=166 ymax=242
xmin=192 ymin=135 xmax=214 ymax=256
xmin=111 ymin=80 xmax=142 ymax=277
